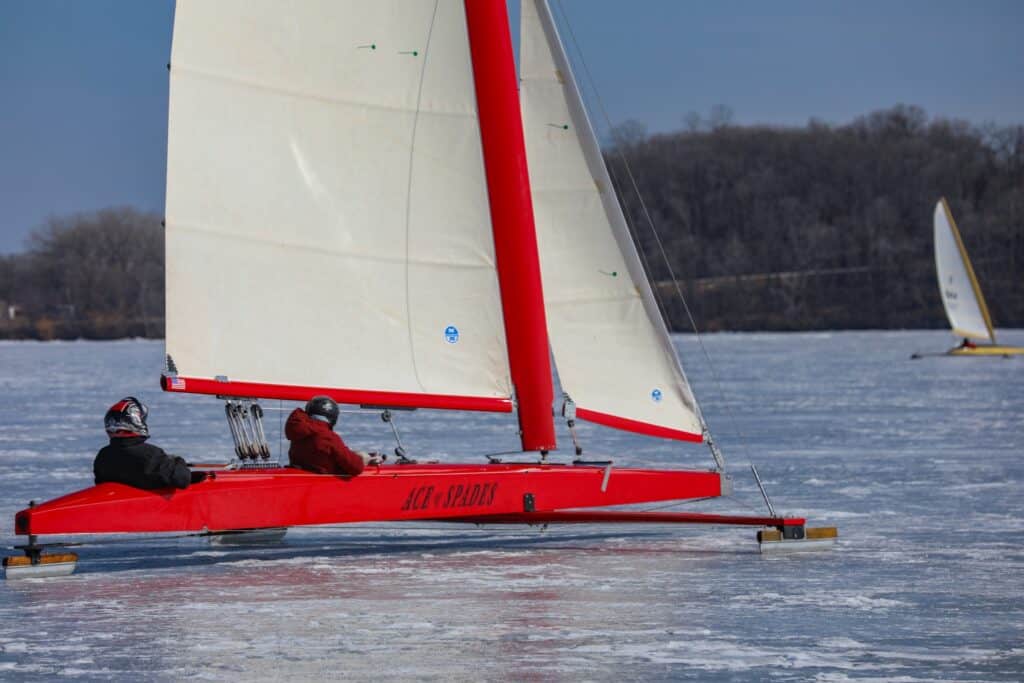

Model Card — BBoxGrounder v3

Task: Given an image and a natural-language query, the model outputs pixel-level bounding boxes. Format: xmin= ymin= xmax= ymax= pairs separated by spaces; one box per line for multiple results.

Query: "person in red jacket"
xmin=285 ymin=396 xmax=373 ymax=475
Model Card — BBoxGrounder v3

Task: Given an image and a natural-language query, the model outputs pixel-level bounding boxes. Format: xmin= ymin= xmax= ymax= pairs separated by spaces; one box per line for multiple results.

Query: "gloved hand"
xmin=359 ymin=451 xmax=383 ymax=466
xmin=190 ymin=470 xmax=208 ymax=484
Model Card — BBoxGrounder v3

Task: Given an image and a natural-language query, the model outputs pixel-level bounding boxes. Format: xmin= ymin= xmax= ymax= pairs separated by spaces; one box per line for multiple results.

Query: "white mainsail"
xmin=933 ymin=199 xmax=994 ymax=343
xmin=165 ymin=1 xmax=512 ymax=404
xmin=519 ymin=0 xmax=703 ymax=441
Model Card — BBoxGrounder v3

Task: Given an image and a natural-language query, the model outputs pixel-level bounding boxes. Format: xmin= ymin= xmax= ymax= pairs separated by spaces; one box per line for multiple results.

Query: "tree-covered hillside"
xmin=609 ymin=105 xmax=1023 ymax=331
xmin=1 ymin=106 xmax=1021 ymax=339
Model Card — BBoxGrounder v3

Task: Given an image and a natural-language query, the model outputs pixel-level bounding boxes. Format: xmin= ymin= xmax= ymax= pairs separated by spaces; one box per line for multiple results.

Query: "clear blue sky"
xmin=2 ymin=0 xmax=1022 ymax=253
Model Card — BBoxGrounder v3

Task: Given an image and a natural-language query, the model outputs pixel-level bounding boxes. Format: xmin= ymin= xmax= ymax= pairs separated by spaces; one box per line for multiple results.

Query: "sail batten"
xmin=170 ymin=221 xmax=497 ymax=270
xmin=165 ymin=0 xmax=513 ymax=407
xmin=520 ymin=0 xmax=703 ymax=442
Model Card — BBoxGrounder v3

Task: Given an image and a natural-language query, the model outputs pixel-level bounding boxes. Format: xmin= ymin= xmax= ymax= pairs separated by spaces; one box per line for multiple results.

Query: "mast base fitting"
xmin=757 ymin=525 xmax=837 ymax=554
xmin=3 ymin=552 xmax=79 ymax=579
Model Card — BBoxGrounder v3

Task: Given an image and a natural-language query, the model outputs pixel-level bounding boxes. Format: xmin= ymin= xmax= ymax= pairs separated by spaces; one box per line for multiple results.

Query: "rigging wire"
xmin=551 ymin=0 xmax=769 ymax=513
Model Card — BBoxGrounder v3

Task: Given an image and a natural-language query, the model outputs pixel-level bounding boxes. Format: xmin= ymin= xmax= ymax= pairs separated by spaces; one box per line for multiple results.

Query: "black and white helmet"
xmin=104 ymin=396 xmax=150 ymax=438
xmin=305 ymin=395 xmax=340 ymax=428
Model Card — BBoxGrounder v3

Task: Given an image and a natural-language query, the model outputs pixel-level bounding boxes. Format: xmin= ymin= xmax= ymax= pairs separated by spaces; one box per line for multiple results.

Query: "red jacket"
xmin=285 ymin=409 xmax=365 ymax=476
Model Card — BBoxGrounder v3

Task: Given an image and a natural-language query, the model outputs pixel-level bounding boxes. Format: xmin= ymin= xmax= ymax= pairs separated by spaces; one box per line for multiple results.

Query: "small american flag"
xmin=167 ymin=376 xmax=187 ymax=391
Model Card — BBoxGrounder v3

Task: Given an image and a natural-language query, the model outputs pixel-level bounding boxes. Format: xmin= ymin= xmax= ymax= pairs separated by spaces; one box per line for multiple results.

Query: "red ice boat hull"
xmin=14 ymin=463 xmax=726 ymax=537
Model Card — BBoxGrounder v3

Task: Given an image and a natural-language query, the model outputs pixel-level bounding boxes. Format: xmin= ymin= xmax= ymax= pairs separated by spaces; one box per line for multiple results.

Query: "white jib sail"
xmin=933 ymin=199 xmax=994 ymax=343
xmin=519 ymin=0 xmax=703 ymax=440
xmin=165 ymin=1 xmax=512 ymax=401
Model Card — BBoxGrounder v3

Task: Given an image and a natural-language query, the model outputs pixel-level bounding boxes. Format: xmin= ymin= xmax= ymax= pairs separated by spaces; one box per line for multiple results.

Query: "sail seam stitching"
xmin=170 ymin=63 xmax=476 ymax=120
xmin=545 ymin=293 xmax=643 ymax=306
xmin=167 ymin=221 xmax=495 ymax=269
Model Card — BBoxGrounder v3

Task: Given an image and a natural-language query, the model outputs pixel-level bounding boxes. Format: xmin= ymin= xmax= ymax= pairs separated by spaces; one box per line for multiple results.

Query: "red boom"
xmin=575 ymin=407 xmax=703 ymax=443
xmin=160 ymin=374 xmax=512 ymax=413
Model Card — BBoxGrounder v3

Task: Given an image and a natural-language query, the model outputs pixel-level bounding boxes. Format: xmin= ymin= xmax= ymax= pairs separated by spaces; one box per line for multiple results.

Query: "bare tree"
xmin=3 ymin=207 xmax=164 ymax=339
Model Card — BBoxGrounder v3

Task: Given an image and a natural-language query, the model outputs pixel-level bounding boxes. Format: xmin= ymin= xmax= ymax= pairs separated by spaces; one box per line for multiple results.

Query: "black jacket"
xmin=94 ymin=436 xmax=190 ymax=490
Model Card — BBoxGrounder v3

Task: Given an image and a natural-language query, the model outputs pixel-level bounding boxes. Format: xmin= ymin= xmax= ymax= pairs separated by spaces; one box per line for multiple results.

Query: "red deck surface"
xmin=15 ymin=463 xmax=726 ymax=536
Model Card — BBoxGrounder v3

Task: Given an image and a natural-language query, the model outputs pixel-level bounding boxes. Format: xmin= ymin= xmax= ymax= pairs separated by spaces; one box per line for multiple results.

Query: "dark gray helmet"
xmin=104 ymin=396 xmax=149 ymax=438
xmin=305 ymin=395 xmax=339 ymax=428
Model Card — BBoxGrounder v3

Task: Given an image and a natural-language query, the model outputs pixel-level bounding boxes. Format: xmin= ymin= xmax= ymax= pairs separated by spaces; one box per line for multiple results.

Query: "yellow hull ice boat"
xmin=911 ymin=198 xmax=1024 ymax=359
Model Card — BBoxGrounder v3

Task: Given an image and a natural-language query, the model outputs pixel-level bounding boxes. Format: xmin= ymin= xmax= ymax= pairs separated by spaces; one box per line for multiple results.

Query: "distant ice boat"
xmin=912 ymin=198 xmax=1024 ymax=358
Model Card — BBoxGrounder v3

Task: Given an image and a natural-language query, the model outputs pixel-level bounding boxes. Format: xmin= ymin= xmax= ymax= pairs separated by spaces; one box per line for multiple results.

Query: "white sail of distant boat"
xmin=912 ymin=198 xmax=1023 ymax=357
xmin=933 ymin=198 xmax=994 ymax=343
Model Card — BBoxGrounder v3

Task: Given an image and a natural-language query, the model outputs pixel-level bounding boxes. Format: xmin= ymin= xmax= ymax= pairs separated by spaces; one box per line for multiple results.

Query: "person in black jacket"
xmin=93 ymin=397 xmax=191 ymax=490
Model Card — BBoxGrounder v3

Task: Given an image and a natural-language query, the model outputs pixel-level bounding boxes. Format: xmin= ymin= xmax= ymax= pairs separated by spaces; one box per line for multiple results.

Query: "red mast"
xmin=464 ymin=0 xmax=556 ymax=452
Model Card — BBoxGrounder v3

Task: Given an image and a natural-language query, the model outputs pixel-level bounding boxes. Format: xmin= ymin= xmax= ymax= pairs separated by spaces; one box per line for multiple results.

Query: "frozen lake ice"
xmin=0 ymin=330 xmax=1022 ymax=680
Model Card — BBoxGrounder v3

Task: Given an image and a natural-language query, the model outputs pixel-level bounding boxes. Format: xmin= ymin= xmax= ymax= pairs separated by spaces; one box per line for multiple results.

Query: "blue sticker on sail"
xmin=651 ymin=388 xmax=663 ymax=402
xmin=444 ymin=325 xmax=459 ymax=344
